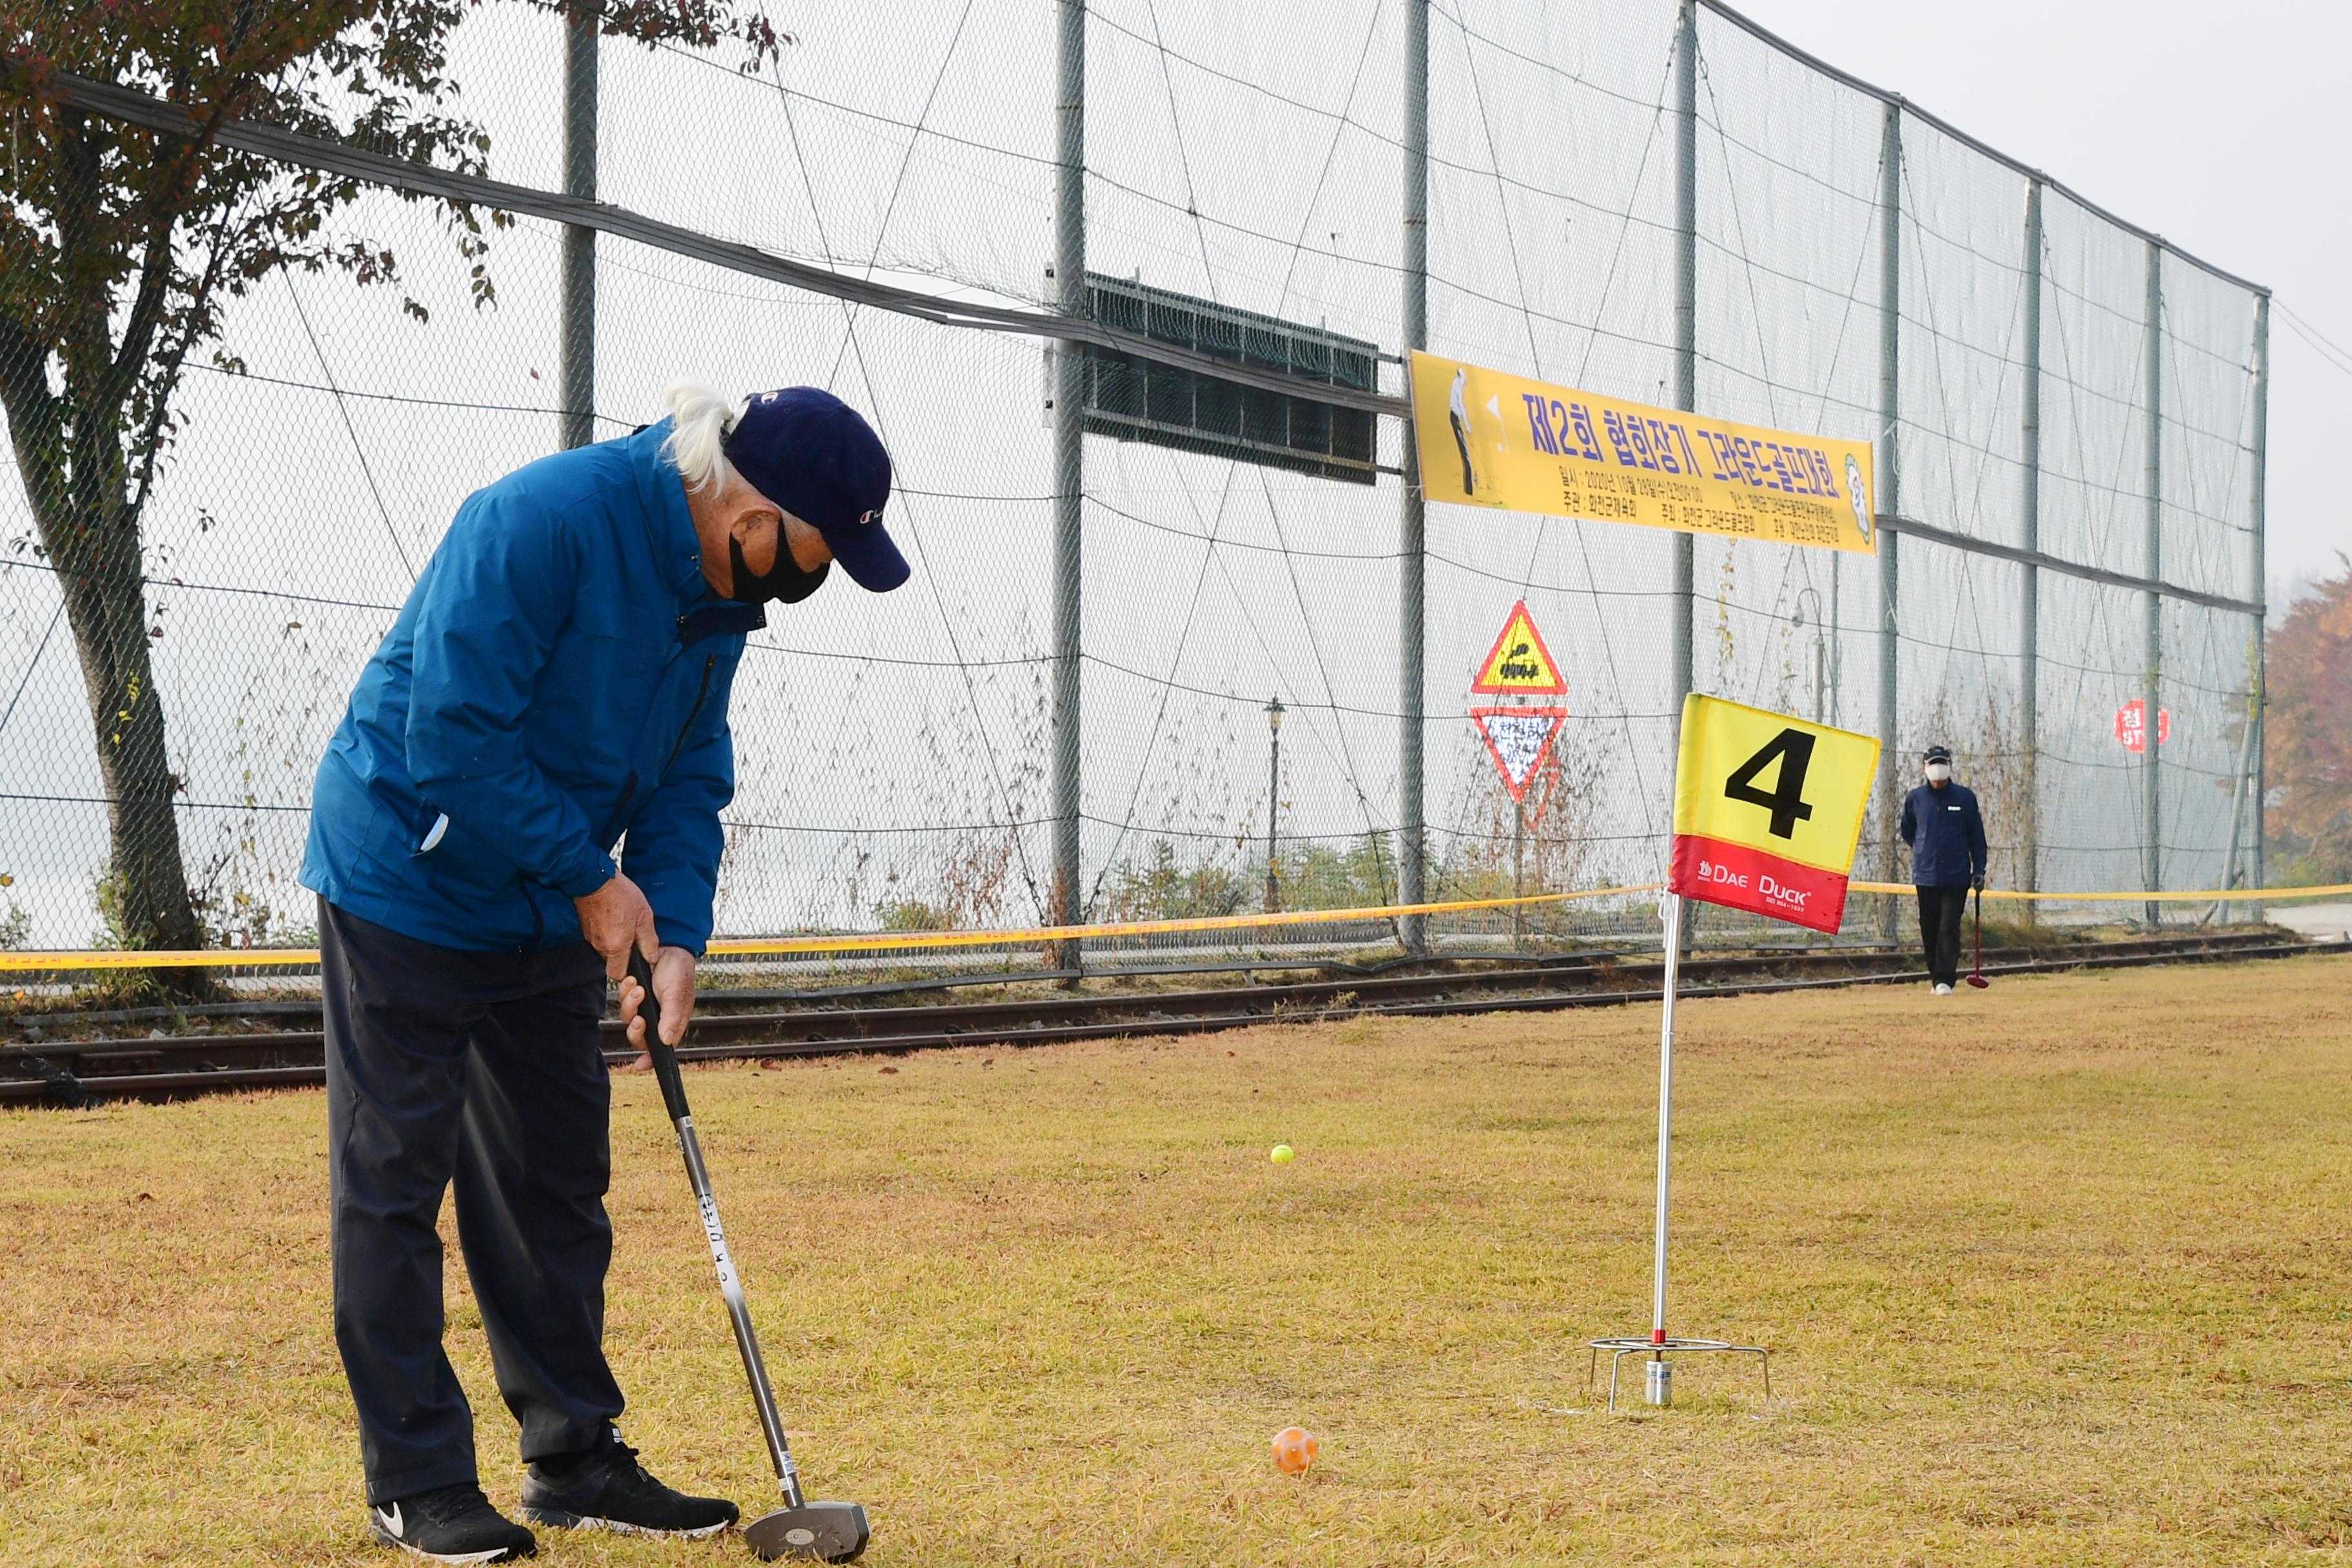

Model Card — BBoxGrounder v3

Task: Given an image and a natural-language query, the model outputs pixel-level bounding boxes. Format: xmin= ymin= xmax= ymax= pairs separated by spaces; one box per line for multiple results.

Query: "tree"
xmin=2265 ymin=556 xmax=2352 ymax=883
xmin=1101 ymin=839 xmax=1250 ymax=923
xmin=0 ymin=1 xmax=779 ymax=981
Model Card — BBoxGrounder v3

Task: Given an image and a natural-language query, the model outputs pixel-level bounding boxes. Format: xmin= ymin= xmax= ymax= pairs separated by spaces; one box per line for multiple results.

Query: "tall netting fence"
xmin=0 ymin=0 xmax=2271 ymax=974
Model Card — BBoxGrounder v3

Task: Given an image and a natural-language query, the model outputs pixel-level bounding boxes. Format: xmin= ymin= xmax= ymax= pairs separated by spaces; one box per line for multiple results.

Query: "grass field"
xmin=5 ymin=954 xmax=2352 ymax=1566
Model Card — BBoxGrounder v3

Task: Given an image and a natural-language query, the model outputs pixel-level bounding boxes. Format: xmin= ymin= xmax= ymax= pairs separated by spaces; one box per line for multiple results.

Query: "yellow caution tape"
xmin=4 ymin=879 xmax=2344 ymax=974
xmin=0 ymin=883 xmax=1661 ymax=972
xmin=1847 ymin=882 xmax=2352 ymax=903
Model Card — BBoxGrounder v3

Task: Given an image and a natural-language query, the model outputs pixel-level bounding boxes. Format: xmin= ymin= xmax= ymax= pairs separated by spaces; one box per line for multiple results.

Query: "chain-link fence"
xmin=0 ymin=0 xmax=2269 ymax=969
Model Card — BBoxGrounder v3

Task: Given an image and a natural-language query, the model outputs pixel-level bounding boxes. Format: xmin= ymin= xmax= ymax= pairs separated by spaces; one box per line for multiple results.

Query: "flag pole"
xmin=1649 ymin=889 xmax=1683 ymax=1405
xmin=1584 ymin=695 xmax=1782 ymax=1416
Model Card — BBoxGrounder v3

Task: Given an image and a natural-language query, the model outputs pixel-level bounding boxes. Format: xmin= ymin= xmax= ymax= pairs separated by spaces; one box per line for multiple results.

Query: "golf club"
xmin=628 ymin=950 xmax=870 ymax=1563
xmin=1965 ymin=886 xmax=1990 ymax=989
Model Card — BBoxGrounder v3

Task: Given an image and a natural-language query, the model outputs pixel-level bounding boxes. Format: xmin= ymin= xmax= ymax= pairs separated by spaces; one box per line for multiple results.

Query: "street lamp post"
xmin=1264 ymin=697 xmax=1284 ymax=914
xmin=1792 ymin=588 xmax=1825 ymax=724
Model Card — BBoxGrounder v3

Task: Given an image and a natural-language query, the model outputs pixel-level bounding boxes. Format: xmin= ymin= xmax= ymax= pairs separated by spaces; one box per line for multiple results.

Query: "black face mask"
xmin=727 ymin=533 xmax=830 ymax=605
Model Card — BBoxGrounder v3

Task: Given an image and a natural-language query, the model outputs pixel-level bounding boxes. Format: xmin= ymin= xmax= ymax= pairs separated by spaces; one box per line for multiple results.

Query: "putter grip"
xmin=627 ymin=949 xmax=693 ymax=1124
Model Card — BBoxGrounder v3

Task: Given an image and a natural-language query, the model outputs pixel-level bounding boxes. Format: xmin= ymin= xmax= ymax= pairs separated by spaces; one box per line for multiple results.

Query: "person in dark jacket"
xmin=300 ymin=382 xmax=908 ymax=1564
xmin=1899 ymin=743 xmax=1988 ymax=995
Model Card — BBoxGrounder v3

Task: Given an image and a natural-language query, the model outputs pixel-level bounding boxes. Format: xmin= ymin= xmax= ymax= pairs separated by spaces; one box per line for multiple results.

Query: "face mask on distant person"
xmin=727 ymin=531 xmax=830 ymax=605
xmin=1925 ymin=761 xmax=1952 ymax=783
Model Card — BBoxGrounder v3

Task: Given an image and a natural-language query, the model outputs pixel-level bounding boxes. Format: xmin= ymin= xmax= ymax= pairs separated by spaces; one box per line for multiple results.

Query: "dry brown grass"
xmin=5 ymin=955 xmax=2352 ymax=1565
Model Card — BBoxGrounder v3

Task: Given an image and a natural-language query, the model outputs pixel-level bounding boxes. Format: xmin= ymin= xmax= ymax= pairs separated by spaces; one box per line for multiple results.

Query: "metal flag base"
xmin=1584 ymin=1337 xmax=1772 ymax=1414
xmin=1580 ymin=890 xmax=1773 ymax=1416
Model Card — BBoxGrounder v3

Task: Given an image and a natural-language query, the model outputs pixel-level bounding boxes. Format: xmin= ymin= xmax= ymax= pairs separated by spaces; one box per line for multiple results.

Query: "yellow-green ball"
xmin=1270 ymin=1144 xmax=1295 ymax=1164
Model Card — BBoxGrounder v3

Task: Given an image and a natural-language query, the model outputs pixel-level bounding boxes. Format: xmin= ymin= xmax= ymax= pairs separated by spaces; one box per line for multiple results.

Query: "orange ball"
xmin=1269 ymin=1424 xmax=1318 ymax=1475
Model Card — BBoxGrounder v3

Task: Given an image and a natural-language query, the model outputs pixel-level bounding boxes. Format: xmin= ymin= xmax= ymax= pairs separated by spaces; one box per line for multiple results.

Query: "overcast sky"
xmin=1740 ymin=0 xmax=2349 ymax=603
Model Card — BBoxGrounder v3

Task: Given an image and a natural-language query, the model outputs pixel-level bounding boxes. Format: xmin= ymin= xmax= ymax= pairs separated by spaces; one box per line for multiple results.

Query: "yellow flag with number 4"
xmin=1669 ymin=694 xmax=1880 ymax=934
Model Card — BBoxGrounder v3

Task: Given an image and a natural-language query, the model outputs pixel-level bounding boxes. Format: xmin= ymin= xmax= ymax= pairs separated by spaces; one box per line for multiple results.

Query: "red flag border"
xmin=1668 ymin=832 xmax=1850 ymax=936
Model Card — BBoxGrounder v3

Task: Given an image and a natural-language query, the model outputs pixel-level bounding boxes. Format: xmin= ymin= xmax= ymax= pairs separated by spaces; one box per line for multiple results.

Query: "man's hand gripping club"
xmin=576 ymin=872 xmax=696 ymax=1070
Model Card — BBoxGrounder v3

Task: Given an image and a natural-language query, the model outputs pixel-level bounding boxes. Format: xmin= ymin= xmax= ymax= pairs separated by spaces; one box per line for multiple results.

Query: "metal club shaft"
xmin=632 ymin=952 xmax=807 ymax=1506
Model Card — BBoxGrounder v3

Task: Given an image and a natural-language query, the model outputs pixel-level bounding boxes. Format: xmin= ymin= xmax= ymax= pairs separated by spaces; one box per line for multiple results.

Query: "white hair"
xmin=659 ymin=380 xmax=747 ymax=495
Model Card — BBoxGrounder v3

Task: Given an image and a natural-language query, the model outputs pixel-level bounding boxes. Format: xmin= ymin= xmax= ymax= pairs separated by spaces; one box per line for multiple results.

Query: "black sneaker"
xmin=369 ymin=1483 xmax=536 ymax=1563
xmin=521 ymin=1425 xmax=741 ymax=1539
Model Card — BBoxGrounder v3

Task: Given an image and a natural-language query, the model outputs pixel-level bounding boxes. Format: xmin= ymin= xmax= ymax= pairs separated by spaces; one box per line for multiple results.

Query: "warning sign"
xmin=1472 ymin=706 xmax=1567 ymax=803
xmin=2113 ymin=700 xmax=2171 ymax=752
xmin=1471 ymin=600 xmax=1567 ymax=694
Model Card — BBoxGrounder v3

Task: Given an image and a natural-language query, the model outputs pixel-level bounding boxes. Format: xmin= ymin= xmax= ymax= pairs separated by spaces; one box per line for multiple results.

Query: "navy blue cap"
xmin=723 ymin=387 xmax=908 ymax=592
xmin=1923 ymin=745 xmax=1952 ymax=763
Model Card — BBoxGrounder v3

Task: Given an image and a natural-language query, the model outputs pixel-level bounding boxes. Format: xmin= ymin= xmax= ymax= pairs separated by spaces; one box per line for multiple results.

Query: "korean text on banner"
xmin=1409 ymin=352 xmax=1878 ymax=554
xmin=1669 ymin=694 xmax=1881 ymax=934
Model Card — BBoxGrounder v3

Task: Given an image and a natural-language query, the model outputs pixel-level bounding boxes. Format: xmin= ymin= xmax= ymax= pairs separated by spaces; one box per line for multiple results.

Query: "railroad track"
xmin=1 ymin=929 xmax=2321 ymax=1107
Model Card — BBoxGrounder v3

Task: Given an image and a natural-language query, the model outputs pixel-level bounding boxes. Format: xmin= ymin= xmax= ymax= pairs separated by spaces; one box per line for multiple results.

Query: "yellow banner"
xmin=1409 ymin=352 xmax=1877 ymax=553
xmin=1672 ymin=694 xmax=1880 ymax=874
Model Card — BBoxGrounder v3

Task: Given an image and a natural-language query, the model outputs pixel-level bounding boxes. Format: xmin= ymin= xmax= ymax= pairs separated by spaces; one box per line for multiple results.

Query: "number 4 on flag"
xmin=1722 ymin=727 xmax=1816 ymax=839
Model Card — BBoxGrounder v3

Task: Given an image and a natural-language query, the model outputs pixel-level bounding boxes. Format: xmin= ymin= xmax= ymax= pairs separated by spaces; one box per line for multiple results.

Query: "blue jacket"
xmin=1899 ymin=781 xmax=1988 ymax=889
xmin=300 ymin=421 xmax=760 ymax=954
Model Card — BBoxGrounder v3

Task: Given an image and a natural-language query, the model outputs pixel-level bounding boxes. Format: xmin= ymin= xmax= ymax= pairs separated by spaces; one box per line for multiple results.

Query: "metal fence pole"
xmin=1050 ymin=0 xmax=1086 ymax=948
xmin=2018 ymin=175 xmax=2043 ymax=907
xmin=1671 ymin=0 xmax=1697 ymax=727
xmin=1876 ymin=99 xmax=1903 ymax=942
xmin=1397 ymin=0 xmax=1429 ymax=953
xmin=2213 ymin=690 xmax=2257 ymax=926
xmin=2248 ymin=291 xmax=2269 ymax=923
xmin=557 ymin=1 xmax=598 ymax=451
xmin=1264 ymin=696 xmax=1283 ymax=914
xmin=2142 ymin=240 xmax=2163 ymax=927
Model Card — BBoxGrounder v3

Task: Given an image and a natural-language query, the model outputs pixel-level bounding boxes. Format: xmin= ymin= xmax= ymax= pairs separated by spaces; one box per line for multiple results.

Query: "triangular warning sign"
xmin=1471 ymin=600 xmax=1567 ymax=694
xmin=1471 ymin=706 xmax=1567 ymax=803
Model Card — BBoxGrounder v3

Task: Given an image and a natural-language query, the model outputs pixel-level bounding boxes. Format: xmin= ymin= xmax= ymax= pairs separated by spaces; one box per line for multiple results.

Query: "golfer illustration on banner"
xmin=1447 ymin=366 xmax=1478 ymax=496
xmin=1586 ymin=693 xmax=1879 ymax=1411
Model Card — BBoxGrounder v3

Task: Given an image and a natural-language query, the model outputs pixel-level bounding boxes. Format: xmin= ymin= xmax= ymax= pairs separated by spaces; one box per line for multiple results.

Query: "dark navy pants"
xmin=1916 ymin=883 xmax=1971 ymax=989
xmin=321 ymin=898 xmax=622 ymax=1505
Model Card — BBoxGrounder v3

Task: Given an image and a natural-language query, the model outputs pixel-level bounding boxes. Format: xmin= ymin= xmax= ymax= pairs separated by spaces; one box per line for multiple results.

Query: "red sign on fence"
xmin=2113 ymin=699 xmax=2171 ymax=753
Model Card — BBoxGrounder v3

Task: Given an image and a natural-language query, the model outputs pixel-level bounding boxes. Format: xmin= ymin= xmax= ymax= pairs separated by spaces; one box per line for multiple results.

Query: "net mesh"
xmin=0 ymin=0 xmax=2270 ymax=970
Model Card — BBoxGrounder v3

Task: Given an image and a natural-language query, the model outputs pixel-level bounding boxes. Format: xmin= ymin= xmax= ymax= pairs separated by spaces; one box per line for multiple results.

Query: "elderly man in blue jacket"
xmin=1899 ymin=743 xmax=1989 ymax=996
xmin=300 ymin=384 xmax=906 ymax=1564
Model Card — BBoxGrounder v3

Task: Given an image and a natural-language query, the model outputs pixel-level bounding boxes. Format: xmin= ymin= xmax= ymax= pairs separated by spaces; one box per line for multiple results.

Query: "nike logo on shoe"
xmin=369 ymin=1499 xmax=525 ymax=1563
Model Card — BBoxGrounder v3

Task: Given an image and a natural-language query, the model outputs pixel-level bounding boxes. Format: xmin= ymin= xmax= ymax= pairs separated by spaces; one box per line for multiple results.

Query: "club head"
xmin=1965 ymin=974 xmax=1990 ymax=990
xmin=744 ymin=1502 xmax=869 ymax=1563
